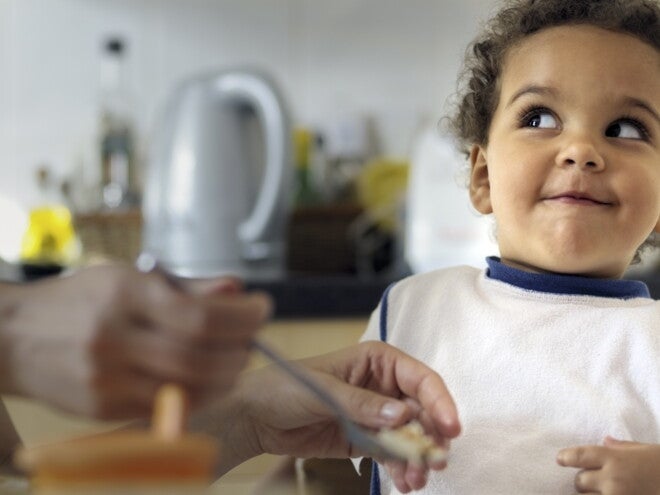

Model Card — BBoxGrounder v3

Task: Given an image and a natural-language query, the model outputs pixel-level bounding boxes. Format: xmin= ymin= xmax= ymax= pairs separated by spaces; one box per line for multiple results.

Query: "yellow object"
xmin=293 ymin=128 xmax=312 ymax=170
xmin=292 ymin=127 xmax=319 ymax=205
xmin=356 ymin=158 xmax=409 ymax=232
xmin=20 ymin=206 xmax=79 ymax=265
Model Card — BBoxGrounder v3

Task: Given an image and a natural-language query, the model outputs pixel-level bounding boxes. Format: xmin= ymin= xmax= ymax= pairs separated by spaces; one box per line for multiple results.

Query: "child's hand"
xmin=557 ymin=436 xmax=660 ymax=494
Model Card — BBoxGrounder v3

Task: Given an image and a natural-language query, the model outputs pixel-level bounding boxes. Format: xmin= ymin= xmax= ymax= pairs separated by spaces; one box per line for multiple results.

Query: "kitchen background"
xmin=0 ymin=0 xmax=492 ymax=203
xmin=1 ymin=2 xmax=658 ymax=492
xmin=0 ymin=0 xmax=501 ymax=263
xmin=0 ymin=0 xmax=657 ymax=284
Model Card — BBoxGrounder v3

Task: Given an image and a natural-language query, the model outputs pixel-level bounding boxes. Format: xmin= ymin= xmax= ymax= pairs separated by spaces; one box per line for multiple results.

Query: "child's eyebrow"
xmin=504 ymin=85 xmax=558 ymax=109
xmin=623 ymin=97 xmax=660 ymax=126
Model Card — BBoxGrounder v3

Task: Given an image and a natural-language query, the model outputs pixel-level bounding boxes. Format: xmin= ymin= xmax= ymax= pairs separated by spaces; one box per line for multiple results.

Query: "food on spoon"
xmin=376 ymin=420 xmax=448 ymax=465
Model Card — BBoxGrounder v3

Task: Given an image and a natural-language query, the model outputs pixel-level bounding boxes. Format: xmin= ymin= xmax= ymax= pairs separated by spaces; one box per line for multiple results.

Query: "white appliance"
xmin=405 ymin=125 xmax=496 ymax=274
xmin=142 ymin=69 xmax=292 ymax=280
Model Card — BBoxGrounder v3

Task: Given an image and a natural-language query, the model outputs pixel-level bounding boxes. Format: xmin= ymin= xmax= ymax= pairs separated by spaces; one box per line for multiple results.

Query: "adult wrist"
xmin=189 ymin=374 xmax=265 ymax=477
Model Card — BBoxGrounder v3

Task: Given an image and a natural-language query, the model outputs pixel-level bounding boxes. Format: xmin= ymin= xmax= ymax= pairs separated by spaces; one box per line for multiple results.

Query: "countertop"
xmin=246 ymin=274 xmax=398 ymax=319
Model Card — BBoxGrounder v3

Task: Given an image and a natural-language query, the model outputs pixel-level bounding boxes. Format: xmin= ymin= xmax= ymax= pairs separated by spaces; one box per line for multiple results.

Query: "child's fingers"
xmin=382 ymin=459 xmax=431 ymax=493
xmin=556 ymin=446 xmax=605 ymax=469
xmin=603 ymin=435 xmax=638 ymax=447
xmin=574 ymin=468 xmax=600 ymax=493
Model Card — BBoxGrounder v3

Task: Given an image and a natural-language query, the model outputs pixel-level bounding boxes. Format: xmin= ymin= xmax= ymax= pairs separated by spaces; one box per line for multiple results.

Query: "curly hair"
xmin=446 ymin=0 xmax=660 ymax=263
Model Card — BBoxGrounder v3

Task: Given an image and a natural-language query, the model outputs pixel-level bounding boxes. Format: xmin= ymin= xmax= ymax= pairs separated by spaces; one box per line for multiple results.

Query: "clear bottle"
xmin=99 ymin=36 xmax=138 ymax=209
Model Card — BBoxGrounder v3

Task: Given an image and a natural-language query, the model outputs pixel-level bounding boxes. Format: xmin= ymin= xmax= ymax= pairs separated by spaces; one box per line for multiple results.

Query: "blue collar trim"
xmin=485 ymin=257 xmax=650 ymax=300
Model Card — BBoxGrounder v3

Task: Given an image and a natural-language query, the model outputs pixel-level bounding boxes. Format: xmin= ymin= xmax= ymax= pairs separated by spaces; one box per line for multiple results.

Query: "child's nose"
xmin=555 ymin=133 xmax=605 ymax=171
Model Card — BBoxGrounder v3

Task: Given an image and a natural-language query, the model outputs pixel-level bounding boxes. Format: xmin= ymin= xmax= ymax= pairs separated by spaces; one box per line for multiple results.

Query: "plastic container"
xmin=405 ymin=125 xmax=496 ymax=273
xmin=14 ymin=385 xmax=218 ymax=495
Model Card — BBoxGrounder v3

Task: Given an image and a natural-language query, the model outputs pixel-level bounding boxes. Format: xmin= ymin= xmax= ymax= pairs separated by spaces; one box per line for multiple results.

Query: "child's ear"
xmin=469 ymin=144 xmax=493 ymax=214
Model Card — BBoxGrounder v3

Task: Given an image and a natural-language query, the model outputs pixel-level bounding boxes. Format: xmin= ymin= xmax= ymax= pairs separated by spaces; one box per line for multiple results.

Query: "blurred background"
xmin=1 ymin=0 xmax=490 ymax=201
xmin=0 ymin=0 xmax=510 ymax=313
xmin=0 ymin=0 xmax=656 ymax=300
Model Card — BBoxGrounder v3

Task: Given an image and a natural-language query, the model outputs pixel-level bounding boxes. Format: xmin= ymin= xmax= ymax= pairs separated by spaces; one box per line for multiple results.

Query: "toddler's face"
xmin=469 ymin=25 xmax=660 ymax=278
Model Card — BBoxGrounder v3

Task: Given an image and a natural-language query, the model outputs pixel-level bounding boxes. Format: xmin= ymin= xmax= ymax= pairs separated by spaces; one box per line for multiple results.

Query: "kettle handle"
xmin=215 ymin=72 xmax=292 ymax=257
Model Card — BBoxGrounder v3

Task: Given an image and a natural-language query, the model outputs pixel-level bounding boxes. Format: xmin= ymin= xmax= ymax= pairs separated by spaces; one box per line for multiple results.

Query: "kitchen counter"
xmin=246 ymin=274 xmax=400 ymax=319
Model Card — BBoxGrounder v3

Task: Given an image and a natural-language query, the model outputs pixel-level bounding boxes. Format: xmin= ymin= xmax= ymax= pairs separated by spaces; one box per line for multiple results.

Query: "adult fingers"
xmin=310 ymin=374 xmax=413 ymax=430
xmin=557 ymin=446 xmax=605 ymax=469
xmin=117 ymin=327 xmax=252 ymax=388
xmin=86 ymin=364 xmax=233 ymax=420
xmin=180 ymin=276 xmax=245 ymax=296
xmin=403 ymin=463 xmax=429 ymax=491
xmin=386 ymin=461 xmax=414 ymax=493
xmin=409 ymin=404 xmax=452 ymax=454
xmin=77 ymin=369 xmax=163 ymax=420
xmin=135 ymin=284 xmax=272 ymax=344
xmin=303 ymin=342 xmax=460 ymax=438
xmin=373 ymin=342 xmax=461 ymax=438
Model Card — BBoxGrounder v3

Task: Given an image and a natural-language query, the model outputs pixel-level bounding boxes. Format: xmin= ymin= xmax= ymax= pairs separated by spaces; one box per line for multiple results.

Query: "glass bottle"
xmin=20 ymin=166 xmax=80 ymax=278
xmin=99 ymin=36 xmax=138 ymax=209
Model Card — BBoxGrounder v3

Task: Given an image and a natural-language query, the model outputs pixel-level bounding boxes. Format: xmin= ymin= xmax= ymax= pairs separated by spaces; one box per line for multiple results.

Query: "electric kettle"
xmin=142 ymin=69 xmax=292 ymax=279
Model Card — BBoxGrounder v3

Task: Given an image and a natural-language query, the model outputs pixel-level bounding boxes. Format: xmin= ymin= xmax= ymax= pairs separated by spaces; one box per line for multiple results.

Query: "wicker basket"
xmin=74 ymin=209 xmax=143 ymax=263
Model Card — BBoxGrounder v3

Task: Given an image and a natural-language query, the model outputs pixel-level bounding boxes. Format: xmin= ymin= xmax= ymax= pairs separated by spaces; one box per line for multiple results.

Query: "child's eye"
xmin=520 ymin=108 xmax=558 ymax=129
xmin=605 ymin=120 xmax=648 ymax=141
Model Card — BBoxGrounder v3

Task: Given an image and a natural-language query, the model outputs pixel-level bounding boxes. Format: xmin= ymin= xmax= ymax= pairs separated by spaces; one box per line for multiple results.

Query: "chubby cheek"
xmin=487 ymin=159 xmax=536 ymax=219
xmin=648 ymin=180 xmax=660 ymax=233
xmin=651 ymin=174 xmax=660 ymax=233
xmin=617 ymin=170 xmax=660 ymax=236
xmin=647 ymin=193 xmax=660 ymax=235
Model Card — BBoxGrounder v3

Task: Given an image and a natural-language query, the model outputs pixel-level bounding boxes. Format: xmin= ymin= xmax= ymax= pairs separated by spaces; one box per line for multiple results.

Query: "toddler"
xmin=364 ymin=0 xmax=660 ymax=493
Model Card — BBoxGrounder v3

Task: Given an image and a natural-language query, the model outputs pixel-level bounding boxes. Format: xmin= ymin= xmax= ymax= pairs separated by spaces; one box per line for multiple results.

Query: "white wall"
xmin=0 ymin=0 xmax=496 ymax=209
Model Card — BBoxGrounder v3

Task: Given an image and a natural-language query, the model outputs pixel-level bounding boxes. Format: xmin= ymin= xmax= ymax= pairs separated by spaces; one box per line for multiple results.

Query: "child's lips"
xmin=544 ymin=191 xmax=613 ymax=206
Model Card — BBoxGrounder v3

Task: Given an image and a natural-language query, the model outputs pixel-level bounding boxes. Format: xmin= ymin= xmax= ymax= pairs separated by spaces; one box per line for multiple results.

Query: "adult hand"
xmin=0 ymin=264 xmax=271 ymax=419
xmin=557 ymin=437 xmax=660 ymax=494
xmin=205 ymin=340 xmax=460 ymax=489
